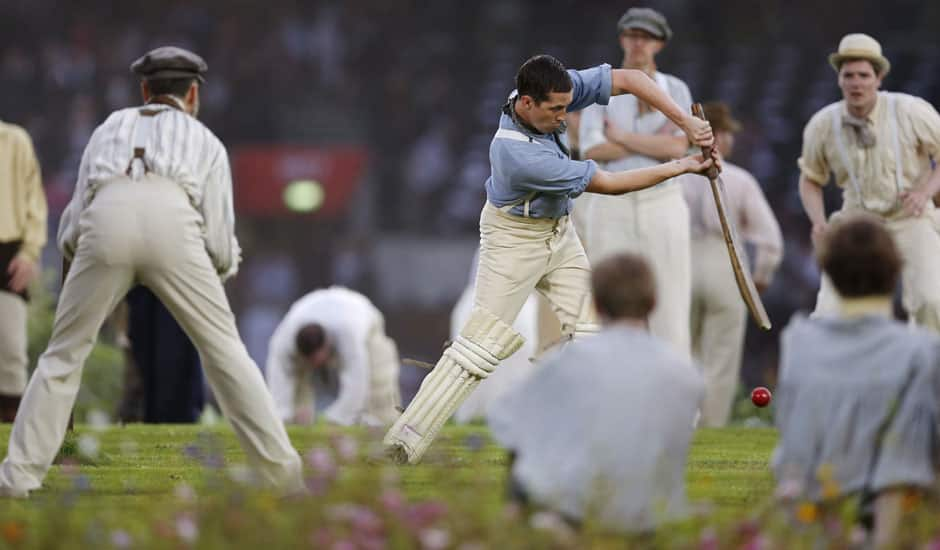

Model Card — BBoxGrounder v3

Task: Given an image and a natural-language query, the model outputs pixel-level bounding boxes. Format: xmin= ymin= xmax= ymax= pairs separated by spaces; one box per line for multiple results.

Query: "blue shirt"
xmin=484 ymin=64 xmax=613 ymax=219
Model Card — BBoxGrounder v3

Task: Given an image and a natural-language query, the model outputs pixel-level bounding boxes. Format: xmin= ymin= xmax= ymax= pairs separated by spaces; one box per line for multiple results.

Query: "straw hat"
xmin=828 ymin=33 xmax=890 ymax=76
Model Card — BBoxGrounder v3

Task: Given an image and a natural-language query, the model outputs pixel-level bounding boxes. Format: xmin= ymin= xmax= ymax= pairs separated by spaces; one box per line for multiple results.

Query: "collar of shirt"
xmin=838 ymin=295 xmax=892 ymax=319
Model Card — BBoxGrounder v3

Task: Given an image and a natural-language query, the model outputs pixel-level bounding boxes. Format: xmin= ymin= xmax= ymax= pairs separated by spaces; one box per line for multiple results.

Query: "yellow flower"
xmin=796 ymin=502 xmax=818 ymax=524
xmin=815 ymin=463 xmax=835 ymax=482
xmin=1 ymin=521 xmax=25 ymax=544
xmin=820 ymin=479 xmax=841 ymax=500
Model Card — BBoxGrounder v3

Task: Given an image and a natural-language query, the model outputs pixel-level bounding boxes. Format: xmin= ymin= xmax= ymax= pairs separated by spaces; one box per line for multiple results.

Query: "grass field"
xmin=0 ymin=423 xmax=785 ymax=549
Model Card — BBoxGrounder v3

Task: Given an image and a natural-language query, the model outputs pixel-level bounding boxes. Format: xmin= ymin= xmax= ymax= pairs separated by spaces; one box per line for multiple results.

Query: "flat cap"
xmin=130 ymin=46 xmax=207 ymax=82
xmin=617 ymin=7 xmax=672 ymax=41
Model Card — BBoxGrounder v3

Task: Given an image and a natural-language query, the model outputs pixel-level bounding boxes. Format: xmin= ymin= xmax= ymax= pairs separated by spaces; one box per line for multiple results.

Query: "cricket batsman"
xmin=384 ymin=54 xmax=717 ymax=464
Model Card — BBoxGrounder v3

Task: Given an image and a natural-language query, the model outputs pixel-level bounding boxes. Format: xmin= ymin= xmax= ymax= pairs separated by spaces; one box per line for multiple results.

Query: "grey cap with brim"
xmin=130 ymin=46 xmax=208 ymax=82
xmin=617 ymin=7 xmax=673 ymax=41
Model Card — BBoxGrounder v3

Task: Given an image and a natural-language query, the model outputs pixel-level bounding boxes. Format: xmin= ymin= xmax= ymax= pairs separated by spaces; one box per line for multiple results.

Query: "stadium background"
xmin=2 ymin=0 xmax=939 ymax=397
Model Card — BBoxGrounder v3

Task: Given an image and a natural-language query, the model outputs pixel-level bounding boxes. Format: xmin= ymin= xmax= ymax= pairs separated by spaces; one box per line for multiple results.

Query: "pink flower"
xmin=331 ymin=435 xmax=359 ymax=461
xmin=306 ymin=447 xmax=337 ymax=477
xmin=379 ymin=489 xmax=405 ymax=514
xmin=110 ymin=529 xmax=132 ymax=549
xmin=698 ymin=527 xmax=719 ymax=550
xmin=176 ymin=513 xmax=198 ymax=544
xmin=741 ymin=534 xmax=769 ymax=550
xmin=419 ymin=528 xmax=451 ymax=550
xmin=326 ymin=504 xmax=384 ymax=536
xmin=403 ymin=501 xmax=448 ymax=531
xmin=331 ymin=541 xmax=357 ymax=550
xmin=310 ymin=527 xmax=335 ymax=548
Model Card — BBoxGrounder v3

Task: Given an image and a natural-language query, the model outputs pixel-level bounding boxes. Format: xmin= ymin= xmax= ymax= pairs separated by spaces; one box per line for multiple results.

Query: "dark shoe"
xmin=0 ymin=394 xmax=21 ymax=423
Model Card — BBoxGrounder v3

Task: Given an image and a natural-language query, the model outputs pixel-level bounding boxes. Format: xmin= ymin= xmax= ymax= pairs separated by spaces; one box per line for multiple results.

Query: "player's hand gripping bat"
xmin=691 ymin=103 xmax=771 ymax=330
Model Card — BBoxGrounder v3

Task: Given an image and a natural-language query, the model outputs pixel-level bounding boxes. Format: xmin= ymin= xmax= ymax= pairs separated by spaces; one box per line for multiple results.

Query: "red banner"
xmin=231 ymin=145 xmax=368 ymax=217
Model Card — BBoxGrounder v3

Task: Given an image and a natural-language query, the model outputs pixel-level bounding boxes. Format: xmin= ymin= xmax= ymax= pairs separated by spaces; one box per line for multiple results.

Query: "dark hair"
xmin=836 ymin=58 xmax=881 ymax=77
xmin=146 ymin=77 xmax=197 ymax=98
xmin=295 ymin=323 xmax=327 ymax=357
xmin=515 ymin=55 xmax=573 ymax=104
xmin=820 ymin=215 xmax=901 ymax=297
xmin=591 ymin=253 xmax=657 ymax=320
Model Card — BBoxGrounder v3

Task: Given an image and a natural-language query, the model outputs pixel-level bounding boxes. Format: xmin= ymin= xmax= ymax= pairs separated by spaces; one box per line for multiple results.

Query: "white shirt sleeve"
xmin=201 ymin=146 xmax=241 ymax=281
xmin=265 ymin=321 xmax=301 ymax=423
xmin=578 ymin=103 xmax=608 ymax=155
xmin=322 ymin=321 xmax=371 ymax=425
xmin=739 ymin=174 xmax=784 ymax=286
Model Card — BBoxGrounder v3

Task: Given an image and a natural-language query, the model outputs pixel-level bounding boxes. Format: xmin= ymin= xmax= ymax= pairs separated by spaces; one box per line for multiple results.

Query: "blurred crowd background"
xmin=3 ymin=0 xmax=940 ymax=394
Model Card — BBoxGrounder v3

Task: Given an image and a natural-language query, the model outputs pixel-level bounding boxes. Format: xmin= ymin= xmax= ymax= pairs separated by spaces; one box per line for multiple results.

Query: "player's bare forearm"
xmin=610 ymin=132 xmax=688 ymax=161
xmin=583 ymin=142 xmax=632 ymax=162
xmin=587 ymin=154 xmax=710 ymax=195
xmin=610 ymin=69 xmax=693 ymax=133
xmin=798 ymin=176 xmax=827 ymax=227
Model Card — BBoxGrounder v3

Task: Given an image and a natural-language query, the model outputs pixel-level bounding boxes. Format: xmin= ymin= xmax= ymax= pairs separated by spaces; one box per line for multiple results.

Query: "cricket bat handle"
xmin=691 ymin=103 xmax=720 ymax=181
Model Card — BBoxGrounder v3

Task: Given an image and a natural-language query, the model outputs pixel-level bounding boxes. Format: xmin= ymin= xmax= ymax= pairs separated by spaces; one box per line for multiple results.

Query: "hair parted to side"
xmin=819 ymin=214 xmax=901 ymax=298
xmin=146 ymin=77 xmax=196 ymax=98
xmin=591 ymin=253 xmax=657 ymax=320
xmin=295 ymin=323 xmax=327 ymax=358
xmin=515 ymin=55 xmax=573 ymax=104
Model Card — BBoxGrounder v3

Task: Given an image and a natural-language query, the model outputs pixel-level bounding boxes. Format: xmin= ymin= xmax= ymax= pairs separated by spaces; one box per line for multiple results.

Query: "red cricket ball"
xmin=751 ymin=386 xmax=772 ymax=408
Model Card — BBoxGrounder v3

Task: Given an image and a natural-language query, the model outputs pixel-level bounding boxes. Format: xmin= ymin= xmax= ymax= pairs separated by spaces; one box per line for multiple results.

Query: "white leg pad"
xmin=384 ymin=307 xmax=524 ymax=463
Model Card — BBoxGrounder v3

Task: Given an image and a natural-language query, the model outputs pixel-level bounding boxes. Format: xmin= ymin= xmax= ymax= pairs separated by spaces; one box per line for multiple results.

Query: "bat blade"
xmin=692 ymin=103 xmax=771 ymax=330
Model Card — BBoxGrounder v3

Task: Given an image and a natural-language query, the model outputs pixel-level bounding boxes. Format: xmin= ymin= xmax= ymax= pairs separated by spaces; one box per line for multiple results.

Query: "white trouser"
xmin=475 ymin=202 xmax=598 ymax=334
xmin=0 ymin=175 xmax=303 ymax=495
xmin=814 ymin=210 xmax=940 ymax=333
xmin=574 ymin=186 xmax=691 ymax=356
xmin=0 ymin=292 xmax=28 ymax=396
xmin=363 ymin=327 xmax=401 ymax=426
xmin=690 ymin=235 xmax=747 ymax=427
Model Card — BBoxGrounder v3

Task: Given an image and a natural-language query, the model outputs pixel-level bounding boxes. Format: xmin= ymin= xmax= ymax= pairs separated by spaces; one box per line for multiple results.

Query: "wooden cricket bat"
xmin=691 ymin=103 xmax=772 ymax=330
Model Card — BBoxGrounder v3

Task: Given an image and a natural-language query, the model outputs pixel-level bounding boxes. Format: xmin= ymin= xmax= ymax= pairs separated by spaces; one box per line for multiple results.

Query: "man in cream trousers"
xmin=0 ymin=120 xmax=47 ymax=422
xmin=684 ymin=102 xmax=783 ymax=427
xmin=266 ymin=286 xmax=401 ymax=427
xmin=384 ymin=53 xmax=716 ymax=464
xmin=0 ymin=47 xmax=303 ymax=497
xmin=799 ymin=34 xmax=940 ymax=331
xmin=574 ymin=7 xmax=696 ymax=356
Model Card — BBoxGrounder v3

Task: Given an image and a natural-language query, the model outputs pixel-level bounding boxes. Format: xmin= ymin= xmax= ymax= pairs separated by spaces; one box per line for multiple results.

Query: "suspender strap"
xmin=125 ymin=108 xmax=163 ymax=178
xmin=493 ymin=128 xmax=538 ymax=217
xmin=831 ymin=94 xmax=902 ymax=211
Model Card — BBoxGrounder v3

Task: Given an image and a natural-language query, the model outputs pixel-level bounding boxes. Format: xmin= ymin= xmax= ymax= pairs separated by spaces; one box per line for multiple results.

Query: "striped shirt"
xmin=57 ymin=102 xmax=239 ymax=278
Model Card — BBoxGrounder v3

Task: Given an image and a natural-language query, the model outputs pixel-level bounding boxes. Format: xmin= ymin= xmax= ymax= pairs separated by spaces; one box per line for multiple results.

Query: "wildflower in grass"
xmin=73 ymin=474 xmax=91 ymax=492
xmin=174 ymin=483 xmax=196 ymax=503
xmin=331 ymin=541 xmax=357 ymax=550
xmin=901 ymin=489 xmax=921 ymax=512
xmin=463 ymin=433 xmax=485 ymax=452
xmin=403 ymin=501 xmax=448 ymax=531
xmin=849 ymin=525 xmax=869 ymax=547
xmin=924 ymin=534 xmax=940 ymax=550
xmin=697 ymin=526 xmax=719 ymax=550
xmin=820 ymin=479 xmax=840 ymax=500
xmin=1 ymin=521 xmax=24 ymax=545
xmin=529 ymin=511 xmax=576 ymax=545
xmin=77 ymin=434 xmax=100 ymax=460
xmin=419 ymin=527 xmax=451 ymax=550
xmin=327 ymin=504 xmax=384 ymax=536
xmin=795 ymin=502 xmax=818 ymax=524
xmin=740 ymin=534 xmax=769 ymax=550
xmin=331 ymin=434 xmax=358 ymax=461
xmin=310 ymin=527 xmax=335 ymax=548
xmin=379 ymin=489 xmax=405 ymax=514
xmin=176 ymin=513 xmax=198 ymax=544
xmin=306 ymin=447 xmax=337 ymax=478
xmin=110 ymin=529 xmax=132 ymax=549
xmin=87 ymin=409 xmax=111 ymax=431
